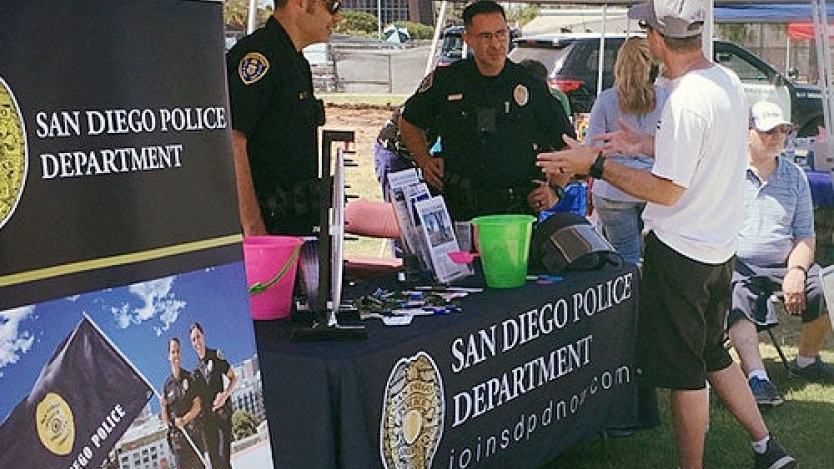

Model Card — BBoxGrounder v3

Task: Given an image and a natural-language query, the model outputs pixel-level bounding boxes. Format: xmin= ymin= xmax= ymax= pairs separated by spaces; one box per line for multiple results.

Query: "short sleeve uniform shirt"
xmin=403 ymin=59 xmax=574 ymax=220
xmin=163 ymin=369 xmax=201 ymax=421
xmin=193 ymin=348 xmax=233 ymax=419
xmin=227 ymin=17 xmax=323 ymax=235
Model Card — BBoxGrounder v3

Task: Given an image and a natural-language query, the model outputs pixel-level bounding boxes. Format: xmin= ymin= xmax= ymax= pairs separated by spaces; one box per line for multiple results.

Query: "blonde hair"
xmin=615 ymin=38 xmax=656 ymax=115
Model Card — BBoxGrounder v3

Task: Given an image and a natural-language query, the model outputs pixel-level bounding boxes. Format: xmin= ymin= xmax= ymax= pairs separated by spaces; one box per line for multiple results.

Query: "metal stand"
xmin=292 ymin=130 xmax=367 ymax=341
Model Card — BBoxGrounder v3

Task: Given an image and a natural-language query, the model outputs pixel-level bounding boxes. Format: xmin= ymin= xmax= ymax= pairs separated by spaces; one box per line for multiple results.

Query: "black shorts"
xmin=637 ymin=232 xmax=734 ymax=390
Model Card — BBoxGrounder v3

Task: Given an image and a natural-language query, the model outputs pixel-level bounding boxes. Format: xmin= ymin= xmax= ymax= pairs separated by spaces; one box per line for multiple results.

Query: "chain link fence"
xmin=311 ymin=41 xmax=432 ymax=95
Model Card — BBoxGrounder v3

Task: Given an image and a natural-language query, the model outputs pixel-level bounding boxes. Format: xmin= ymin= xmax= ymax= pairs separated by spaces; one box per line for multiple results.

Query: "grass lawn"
xmin=540 ymin=342 xmax=834 ymax=468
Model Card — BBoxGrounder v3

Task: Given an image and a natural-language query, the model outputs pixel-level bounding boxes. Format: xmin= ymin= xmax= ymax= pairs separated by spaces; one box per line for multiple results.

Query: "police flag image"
xmin=0 ymin=316 xmax=153 ymax=468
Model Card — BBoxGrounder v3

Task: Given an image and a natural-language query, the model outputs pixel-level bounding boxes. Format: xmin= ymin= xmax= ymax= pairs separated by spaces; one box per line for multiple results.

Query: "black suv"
xmin=508 ymin=34 xmax=824 ymax=137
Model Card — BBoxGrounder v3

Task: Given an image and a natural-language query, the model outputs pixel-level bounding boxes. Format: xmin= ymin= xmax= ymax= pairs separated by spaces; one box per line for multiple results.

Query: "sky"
xmin=0 ymin=261 xmax=257 ymax=421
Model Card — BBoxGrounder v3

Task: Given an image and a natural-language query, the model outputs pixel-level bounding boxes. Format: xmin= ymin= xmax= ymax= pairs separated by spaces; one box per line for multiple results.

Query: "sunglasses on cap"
xmin=317 ymin=0 xmax=340 ymax=15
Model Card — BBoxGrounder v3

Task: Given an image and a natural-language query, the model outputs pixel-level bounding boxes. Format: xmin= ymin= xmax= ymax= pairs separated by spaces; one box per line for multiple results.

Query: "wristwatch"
xmin=589 ymin=152 xmax=606 ymax=179
xmin=789 ymin=265 xmax=808 ymax=275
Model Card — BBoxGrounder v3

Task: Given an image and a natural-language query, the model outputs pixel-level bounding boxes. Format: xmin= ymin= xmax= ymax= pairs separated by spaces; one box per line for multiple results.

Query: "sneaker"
xmin=749 ymin=377 xmax=784 ymax=407
xmin=753 ymin=437 xmax=797 ymax=469
xmin=792 ymin=356 xmax=834 ymax=383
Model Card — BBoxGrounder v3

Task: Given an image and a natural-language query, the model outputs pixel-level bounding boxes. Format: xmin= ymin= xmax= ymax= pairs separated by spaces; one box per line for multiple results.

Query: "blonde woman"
xmin=587 ymin=37 xmax=668 ymax=266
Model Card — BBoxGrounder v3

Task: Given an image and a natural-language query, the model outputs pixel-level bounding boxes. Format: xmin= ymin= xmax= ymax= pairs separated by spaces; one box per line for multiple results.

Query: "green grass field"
xmin=540 ymin=342 xmax=834 ymax=468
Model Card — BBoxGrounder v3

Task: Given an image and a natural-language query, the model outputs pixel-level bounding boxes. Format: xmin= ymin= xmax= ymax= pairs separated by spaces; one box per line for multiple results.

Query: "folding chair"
xmin=762 ymin=294 xmax=794 ymax=375
xmin=819 ymin=265 xmax=834 ymax=333
xmin=724 ymin=293 xmax=794 ymax=376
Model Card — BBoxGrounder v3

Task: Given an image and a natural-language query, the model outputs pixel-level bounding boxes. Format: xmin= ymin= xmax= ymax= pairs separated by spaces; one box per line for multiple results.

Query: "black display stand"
xmin=292 ymin=130 xmax=367 ymax=341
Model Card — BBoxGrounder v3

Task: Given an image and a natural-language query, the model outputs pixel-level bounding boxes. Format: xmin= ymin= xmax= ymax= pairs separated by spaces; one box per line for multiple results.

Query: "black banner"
xmin=0 ymin=0 xmax=240 ymax=309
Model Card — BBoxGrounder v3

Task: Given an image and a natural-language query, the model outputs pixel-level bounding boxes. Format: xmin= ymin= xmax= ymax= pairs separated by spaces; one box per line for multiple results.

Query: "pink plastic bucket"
xmin=243 ymin=236 xmax=303 ymax=320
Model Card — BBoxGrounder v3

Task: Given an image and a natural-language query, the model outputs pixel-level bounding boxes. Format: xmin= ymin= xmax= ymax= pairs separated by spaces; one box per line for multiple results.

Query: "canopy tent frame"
xmin=812 ymin=0 xmax=833 ymax=158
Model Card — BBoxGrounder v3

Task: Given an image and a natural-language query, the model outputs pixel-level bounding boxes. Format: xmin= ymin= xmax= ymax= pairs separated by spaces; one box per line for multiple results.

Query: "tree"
xmin=395 ymin=21 xmax=434 ymax=40
xmin=718 ymin=24 xmax=752 ymax=45
xmin=505 ymin=4 xmax=540 ymax=27
xmin=231 ymin=409 xmax=259 ymax=440
xmin=224 ymin=0 xmax=273 ymax=31
xmin=335 ymin=10 xmax=379 ymax=37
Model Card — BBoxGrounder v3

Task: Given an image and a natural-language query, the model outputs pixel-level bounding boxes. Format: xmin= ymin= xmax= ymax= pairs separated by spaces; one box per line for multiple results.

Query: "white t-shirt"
xmin=642 ymin=64 xmax=748 ymax=264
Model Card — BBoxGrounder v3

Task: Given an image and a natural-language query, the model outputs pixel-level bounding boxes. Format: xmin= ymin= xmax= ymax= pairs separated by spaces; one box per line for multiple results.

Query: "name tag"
xmin=447 ymin=93 xmax=463 ymax=101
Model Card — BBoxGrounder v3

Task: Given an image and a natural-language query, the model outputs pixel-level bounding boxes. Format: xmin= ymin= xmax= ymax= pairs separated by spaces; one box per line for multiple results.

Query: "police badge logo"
xmin=0 ymin=77 xmax=28 ymax=231
xmin=35 ymin=392 xmax=75 ymax=455
xmin=239 ymin=52 xmax=269 ymax=85
xmin=380 ymin=352 xmax=444 ymax=469
xmin=513 ymin=84 xmax=529 ymax=107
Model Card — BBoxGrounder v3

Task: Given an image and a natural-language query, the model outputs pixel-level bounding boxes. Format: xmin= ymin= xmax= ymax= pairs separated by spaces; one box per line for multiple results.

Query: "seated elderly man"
xmin=728 ymin=101 xmax=834 ymax=408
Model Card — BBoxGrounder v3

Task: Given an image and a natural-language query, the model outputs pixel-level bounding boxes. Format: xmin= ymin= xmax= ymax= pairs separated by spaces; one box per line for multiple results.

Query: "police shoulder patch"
xmin=239 ymin=52 xmax=270 ymax=85
xmin=417 ymin=72 xmax=434 ymax=93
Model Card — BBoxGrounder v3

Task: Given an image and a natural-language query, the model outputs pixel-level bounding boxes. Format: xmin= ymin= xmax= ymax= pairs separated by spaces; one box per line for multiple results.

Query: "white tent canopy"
xmin=522 ymin=8 xmax=636 ymax=35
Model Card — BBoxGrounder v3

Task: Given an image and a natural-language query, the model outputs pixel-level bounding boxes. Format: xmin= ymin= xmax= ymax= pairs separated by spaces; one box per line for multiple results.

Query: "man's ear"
xmin=461 ymin=29 xmax=474 ymax=50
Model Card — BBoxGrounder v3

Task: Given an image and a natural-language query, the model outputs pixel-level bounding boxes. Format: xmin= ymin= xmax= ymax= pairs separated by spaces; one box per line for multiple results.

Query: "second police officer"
xmin=400 ymin=0 xmax=575 ymax=222
xmin=190 ymin=323 xmax=237 ymax=469
xmin=161 ymin=338 xmax=204 ymax=469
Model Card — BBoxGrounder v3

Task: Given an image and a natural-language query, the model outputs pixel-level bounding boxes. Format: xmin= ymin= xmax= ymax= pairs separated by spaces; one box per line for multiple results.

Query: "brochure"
xmin=413 ymin=195 xmax=472 ymax=284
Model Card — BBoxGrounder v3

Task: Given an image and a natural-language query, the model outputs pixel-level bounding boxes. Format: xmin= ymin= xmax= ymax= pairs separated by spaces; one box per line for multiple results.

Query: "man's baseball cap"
xmin=628 ymin=0 xmax=706 ymax=39
xmin=750 ymin=101 xmax=792 ymax=132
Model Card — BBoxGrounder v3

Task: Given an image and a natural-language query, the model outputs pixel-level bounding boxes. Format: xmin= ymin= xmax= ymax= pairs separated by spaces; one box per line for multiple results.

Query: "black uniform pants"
xmin=168 ymin=429 xmax=203 ymax=469
xmin=203 ymin=414 xmax=233 ymax=469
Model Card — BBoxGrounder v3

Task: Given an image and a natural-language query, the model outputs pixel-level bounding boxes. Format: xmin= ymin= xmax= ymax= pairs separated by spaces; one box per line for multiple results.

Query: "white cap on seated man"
xmin=750 ymin=101 xmax=792 ymax=133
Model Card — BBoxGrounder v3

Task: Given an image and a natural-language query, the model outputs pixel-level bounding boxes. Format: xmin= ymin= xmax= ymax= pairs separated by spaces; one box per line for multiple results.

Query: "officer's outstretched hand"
xmin=418 ymin=157 xmax=444 ymax=191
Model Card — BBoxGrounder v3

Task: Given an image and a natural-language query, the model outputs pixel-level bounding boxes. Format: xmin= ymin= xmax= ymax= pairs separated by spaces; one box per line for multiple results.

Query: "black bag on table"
xmin=529 ymin=212 xmax=622 ymax=275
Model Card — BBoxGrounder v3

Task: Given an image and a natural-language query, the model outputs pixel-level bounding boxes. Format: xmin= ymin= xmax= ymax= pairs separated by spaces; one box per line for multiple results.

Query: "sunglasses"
xmin=638 ymin=20 xmax=653 ymax=31
xmin=318 ymin=0 xmax=340 ymax=15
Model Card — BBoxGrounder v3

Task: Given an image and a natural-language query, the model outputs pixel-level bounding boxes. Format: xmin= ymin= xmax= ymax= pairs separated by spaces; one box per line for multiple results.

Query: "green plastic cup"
xmin=471 ymin=214 xmax=536 ymax=289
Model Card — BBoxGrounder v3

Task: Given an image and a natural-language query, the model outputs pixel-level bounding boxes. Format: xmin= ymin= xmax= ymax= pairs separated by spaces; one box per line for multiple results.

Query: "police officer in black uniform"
xmin=190 ymin=323 xmax=237 ymax=469
xmin=161 ymin=338 xmax=204 ymax=469
xmin=226 ymin=0 xmax=342 ymax=236
xmin=400 ymin=0 xmax=574 ymax=222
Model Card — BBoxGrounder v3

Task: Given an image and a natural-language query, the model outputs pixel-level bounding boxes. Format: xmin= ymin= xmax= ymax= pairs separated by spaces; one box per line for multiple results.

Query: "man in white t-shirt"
xmin=536 ymin=1 xmax=796 ymax=469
